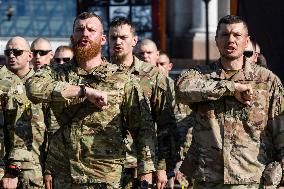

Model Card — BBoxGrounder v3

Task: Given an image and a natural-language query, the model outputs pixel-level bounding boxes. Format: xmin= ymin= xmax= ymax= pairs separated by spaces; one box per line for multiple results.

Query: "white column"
xmin=189 ymin=0 xmax=219 ymax=60
xmin=190 ymin=0 xmax=218 ymax=34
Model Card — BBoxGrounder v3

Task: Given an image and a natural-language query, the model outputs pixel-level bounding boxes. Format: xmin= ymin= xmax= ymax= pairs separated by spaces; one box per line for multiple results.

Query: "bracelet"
xmin=79 ymin=85 xmax=86 ymax=98
xmin=6 ymin=164 xmax=21 ymax=177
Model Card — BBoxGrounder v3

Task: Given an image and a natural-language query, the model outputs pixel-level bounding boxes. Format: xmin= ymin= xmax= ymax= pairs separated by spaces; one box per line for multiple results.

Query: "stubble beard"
xmin=110 ymin=52 xmax=127 ymax=65
xmin=71 ymin=38 xmax=101 ymax=63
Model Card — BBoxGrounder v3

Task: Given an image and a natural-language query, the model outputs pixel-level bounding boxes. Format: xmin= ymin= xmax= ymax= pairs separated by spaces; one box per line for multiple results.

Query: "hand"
xmin=85 ymin=87 xmax=108 ymax=109
xmin=234 ymin=83 xmax=253 ymax=106
xmin=43 ymin=174 xmax=52 ymax=189
xmin=156 ymin=170 xmax=167 ymax=189
xmin=168 ymin=177 xmax=175 ymax=189
xmin=1 ymin=173 xmax=18 ymax=189
xmin=139 ymin=172 xmax=152 ymax=188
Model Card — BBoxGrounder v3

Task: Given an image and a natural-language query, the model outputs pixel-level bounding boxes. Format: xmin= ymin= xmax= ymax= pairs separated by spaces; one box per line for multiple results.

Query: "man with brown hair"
xmin=26 ymin=12 xmax=156 ymax=189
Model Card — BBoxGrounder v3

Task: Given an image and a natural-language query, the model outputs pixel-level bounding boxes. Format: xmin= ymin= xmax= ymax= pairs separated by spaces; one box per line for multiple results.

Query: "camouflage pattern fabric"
xmin=121 ymin=56 xmax=177 ymax=171
xmin=193 ymin=182 xmax=270 ymax=189
xmin=0 ymin=65 xmax=20 ymax=179
xmin=2 ymin=69 xmax=46 ymax=188
xmin=176 ymin=59 xmax=283 ymax=185
xmin=26 ymin=60 xmax=156 ymax=187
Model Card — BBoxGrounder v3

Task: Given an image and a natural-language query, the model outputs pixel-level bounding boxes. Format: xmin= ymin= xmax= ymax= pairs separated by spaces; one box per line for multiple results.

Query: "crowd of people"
xmin=0 ymin=12 xmax=283 ymax=189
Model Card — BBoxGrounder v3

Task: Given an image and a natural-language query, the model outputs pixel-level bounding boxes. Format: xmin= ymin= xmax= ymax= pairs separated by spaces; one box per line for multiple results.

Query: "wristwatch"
xmin=140 ymin=180 xmax=153 ymax=189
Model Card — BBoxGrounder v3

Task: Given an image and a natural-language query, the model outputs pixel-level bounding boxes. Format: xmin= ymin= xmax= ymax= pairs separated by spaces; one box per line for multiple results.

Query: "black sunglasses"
xmin=243 ymin=51 xmax=254 ymax=58
xmin=32 ymin=50 xmax=51 ymax=56
xmin=54 ymin=57 xmax=71 ymax=63
xmin=4 ymin=49 xmax=29 ymax=57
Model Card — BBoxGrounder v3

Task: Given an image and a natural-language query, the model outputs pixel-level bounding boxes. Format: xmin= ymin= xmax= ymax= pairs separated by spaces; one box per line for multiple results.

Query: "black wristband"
xmin=6 ymin=165 xmax=21 ymax=177
xmin=79 ymin=85 xmax=86 ymax=98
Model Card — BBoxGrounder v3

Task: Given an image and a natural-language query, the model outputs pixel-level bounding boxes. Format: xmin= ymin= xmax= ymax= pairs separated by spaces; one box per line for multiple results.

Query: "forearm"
xmin=177 ymin=79 xmax=235 ymax=103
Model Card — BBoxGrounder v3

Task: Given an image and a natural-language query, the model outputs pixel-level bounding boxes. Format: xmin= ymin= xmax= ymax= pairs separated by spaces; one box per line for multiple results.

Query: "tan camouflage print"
xmin=26 ymin=60 xmax=156 ymax=187
xmin=174 ymin=102 xmax=194 ymax=161
xmin=120 ymin=56 xmax=177 ymax=171
xmin=1 ymin=69 xmax=46 ymax=188
xmin=176 ymin=59 xmax=283 ymax=185
xmin=193 ymin=182 xmax=270 ymax=189
xmin=0 ymin=65 xmax=22 ymax=179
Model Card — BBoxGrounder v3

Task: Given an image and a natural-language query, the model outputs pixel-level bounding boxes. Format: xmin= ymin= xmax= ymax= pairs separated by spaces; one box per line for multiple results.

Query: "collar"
xmin=214 ymin=58 xmax=255 ymax=81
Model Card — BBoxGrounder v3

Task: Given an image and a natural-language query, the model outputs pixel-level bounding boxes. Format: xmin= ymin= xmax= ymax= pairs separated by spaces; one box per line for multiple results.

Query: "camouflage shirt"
xmin=1 ymin=68 xmax=47 ymax=187
xmin=26 ymin=60 xmax=156 ymax=185
xmin=119 ymin=56 xmax=177 ymax=171
xmin=176 ymin=59 xmax=283 ymax=184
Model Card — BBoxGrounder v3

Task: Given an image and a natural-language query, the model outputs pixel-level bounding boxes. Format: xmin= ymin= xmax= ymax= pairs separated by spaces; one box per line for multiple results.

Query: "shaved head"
xmin=6 ymin=36 xmax=30 ymax=50
xmin=139 ymin=39 xmax=158 ymax=51
xmin=5 ymin=36 xmax=32 ymax=77
xmin=137 ymin=39 xmax=159 ymax=65
xmin=31 ymin=37 xmax=52 ymax=50
xmin=31 ymin=37 xmax=54 ymax=69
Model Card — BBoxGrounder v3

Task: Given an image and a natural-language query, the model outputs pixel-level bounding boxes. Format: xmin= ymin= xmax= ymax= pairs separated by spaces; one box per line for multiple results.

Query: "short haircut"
xmin=73 ymin=12 xmax=104 ymax=32
xmin=216 ymin=15 xmax=248 ymax=36
xmin=159 ymin=51 xmax=169 ymax=58
xmin=109 ymin=16 xmax=136 ymax=35
xmin=55 ymin=45 xmax=73 ymax=54
xmin=31 ymin=37 xmax=52 ymax=49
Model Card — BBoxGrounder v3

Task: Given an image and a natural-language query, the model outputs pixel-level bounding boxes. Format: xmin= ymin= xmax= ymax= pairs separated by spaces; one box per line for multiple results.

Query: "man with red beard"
xmin=26 ymin=12 xmax=156 ymax=189
xmin=108 ymin=17 xmax=177 ymax=189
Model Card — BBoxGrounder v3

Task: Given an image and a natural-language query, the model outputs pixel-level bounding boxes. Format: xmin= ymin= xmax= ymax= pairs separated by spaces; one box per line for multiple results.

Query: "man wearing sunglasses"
xmin=31 ymin=37 xmax=54 ymax=70
xmin=244 ymin=39 xmax=268 ymax=68
xmin=1 ymin=36 xmax=48 ymax=189
xmin=53 ymin=45 xmax=74 ymax=65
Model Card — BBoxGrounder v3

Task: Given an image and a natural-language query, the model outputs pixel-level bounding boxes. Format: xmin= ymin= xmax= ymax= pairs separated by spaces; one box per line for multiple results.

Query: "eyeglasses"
xmin=32 ymin=50 xmax=52 ymax=57
xmin=54 ymin=57 xmax=71 ymax=63
xmin=4 ymin=49 xmax=29 ymax=57
xmin=243 ymin=51 xmax=254 ymax=58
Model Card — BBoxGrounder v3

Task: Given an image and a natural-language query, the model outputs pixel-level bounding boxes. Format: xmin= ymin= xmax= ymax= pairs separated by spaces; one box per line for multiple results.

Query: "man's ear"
xmin=133 ymin=35 xmax=138 ymax=47
xmin=101 ymin=34 xmax=107 ymax=45
xmin=168 ymin=63 xmax=173 ymax=71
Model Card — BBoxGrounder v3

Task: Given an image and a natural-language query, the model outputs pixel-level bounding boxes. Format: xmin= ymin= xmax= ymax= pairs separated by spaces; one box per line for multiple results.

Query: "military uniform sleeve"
xmin=265 ymin=76 xmax=284 ymax=185
xmin=175 ymin=69 xmax=235 ymax=104
xmin=122 ymin=79 xmax=156 ymax=174
xmin=25 ymin=67 xmax=70 ymax=103
xmin=152 ymin=75 xmax=177 ymax=171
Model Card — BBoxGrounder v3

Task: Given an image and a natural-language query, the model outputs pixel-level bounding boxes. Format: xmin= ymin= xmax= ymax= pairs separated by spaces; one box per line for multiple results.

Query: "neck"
xmin=221 ymin=56 xmax=244 ymax=71
xmin=111 ymin=53 xmax=134 ymax=67
xmin=77 ymin=55 xmax=102 ymax=72
xmin=14 ymin=67 xmax=30 ymax=79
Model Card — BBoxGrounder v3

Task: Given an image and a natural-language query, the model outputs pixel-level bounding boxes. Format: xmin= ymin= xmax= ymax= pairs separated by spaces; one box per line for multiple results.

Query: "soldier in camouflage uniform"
xmin=108 ymin=17 xmax=176 ymax=189
xmin=0 ymin=36 xmax=48 ymax=188
xmin=156 ymin=52 xmax=193 ymax=189
xmin=0 ymin=65 xmax=23 ymax=180
xmin=175 ymin=15 xmax=284 ymax=189
xmin=26 ymin=12 xmax=156 ymax=189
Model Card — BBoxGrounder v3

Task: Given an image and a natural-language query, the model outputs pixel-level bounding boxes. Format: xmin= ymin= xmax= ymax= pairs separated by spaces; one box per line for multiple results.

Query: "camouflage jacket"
xmin=120 ymin=56 xmax=177 ymax=170
xmin=26 ymin=60 xmax=156 ymax=185
xmin=176 ymin=59 xmax=283 ymax=184
xmin=0 ymin=66 xmax=23 ymax=178
xmin=174 ymin=103 xmax=194 ymax=161
xmin=1 ymin=69 xmax=47 ymax=186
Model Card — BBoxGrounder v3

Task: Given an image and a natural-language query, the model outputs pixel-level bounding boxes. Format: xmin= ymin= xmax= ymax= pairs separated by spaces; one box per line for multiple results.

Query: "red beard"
xmin=71 ymin=37 xmax=101 ymax=63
